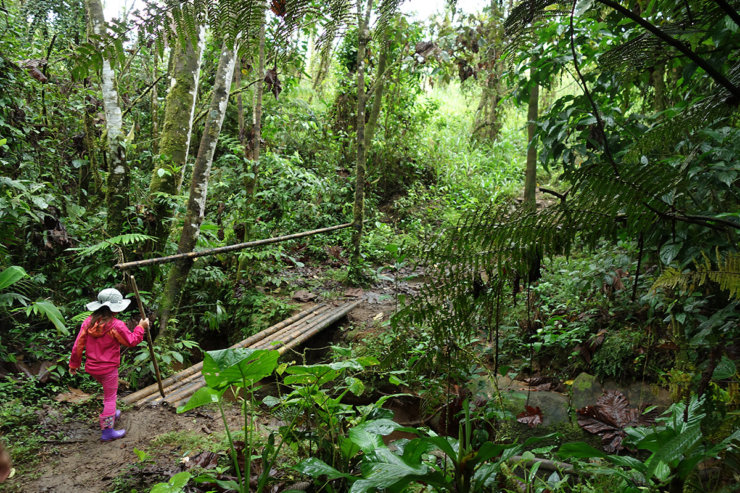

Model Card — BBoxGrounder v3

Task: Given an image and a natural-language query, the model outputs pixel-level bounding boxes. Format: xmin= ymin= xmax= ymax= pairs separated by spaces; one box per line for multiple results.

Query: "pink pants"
xmin=90 ymin=369 xmax=118 ymax=429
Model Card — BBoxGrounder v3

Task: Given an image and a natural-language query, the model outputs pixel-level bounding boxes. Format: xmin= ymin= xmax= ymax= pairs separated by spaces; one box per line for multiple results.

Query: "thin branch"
xmin=193 ymin=77 xmax=262 ymax=125
xmin=569 ymin=0 xmax=619 ymax=175
xmin=121 ymin=73 xmax=166 ymax=117
xmin=539 ymin=186 xmax=569 ymax=202
xmin=596 ymin=0 xmax=740 ymax=101
xmin=714 ymin=0 xmax=740 ymax=27
xmin=114 ymin=222 xmax=353 ymax=270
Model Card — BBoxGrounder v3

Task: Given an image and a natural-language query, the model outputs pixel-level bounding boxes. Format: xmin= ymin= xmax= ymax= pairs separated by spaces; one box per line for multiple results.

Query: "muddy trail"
xmin=5 ymin=271 xmax=420 ymax=493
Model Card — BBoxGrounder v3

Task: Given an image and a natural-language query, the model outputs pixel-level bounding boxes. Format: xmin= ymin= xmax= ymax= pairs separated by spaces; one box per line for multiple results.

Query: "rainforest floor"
xmin=4 ymin=269 xmax=415 ymax=493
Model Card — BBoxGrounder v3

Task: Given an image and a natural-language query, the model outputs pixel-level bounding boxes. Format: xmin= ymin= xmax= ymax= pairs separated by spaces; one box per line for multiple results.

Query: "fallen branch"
xmin=114 ymin=222 xmax=353 ymax=270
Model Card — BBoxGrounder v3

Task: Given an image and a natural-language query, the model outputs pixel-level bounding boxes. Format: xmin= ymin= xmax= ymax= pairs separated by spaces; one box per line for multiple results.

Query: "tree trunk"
xmin=349 ymin=0 xmax=373 ymax=282
xmin=365 ymin=30 xmax=389 ymax=148
xmin=473 ymin=1 xmax=504 ymax=142
xmin=310 ymin=43 xmax=334 ymax=102
xmin=86 ymin=0 xmax=128 ymax=235
xmin=235 ymin=60 xmax=246 ymax=146
xmin=158 ymin=41 xmax=238 ymax=339
xmin=250 ymin=12 xmax=266 ymax=164
xmin=523 ymin=76 xmax=539 ymax=205
xmin=81 ymin=78 xmax=99 ymax=205
xmin=235 ymin=10 xmax=266 ymax=283
xmin=149 ymin=21 xmax=204 ymax=253
xmin=652 ymin=62 xmax=666 ymax=112
xmin=151 ymin=51 xmax=159 ymax=155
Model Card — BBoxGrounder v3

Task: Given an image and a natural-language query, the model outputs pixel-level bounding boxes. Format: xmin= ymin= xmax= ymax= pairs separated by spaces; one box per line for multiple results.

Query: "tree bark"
xmin=523 ymin=74 xmax=539 ymax=205
xmin=473 ymin=2 xmax=504 ymax=142
xmin=235 ymin=9 xmax=266 ymax=283
xmin=151 ymin=51 xmax=159 ymax=155
xmin=652 ymin=62 xmax=666 ymax=112
xmin=310 ymin=43 xmax=335 ymax=102
xmin=149 ymin=20 xmax=204 ymax=253
xmin=86 ymin=0 xmax=128 ymax=235
xmin=81 ymin=78 xmax=99 ymax=205
xmin=158 ymin=41 xmax=238 ymax=339
xmin=250 ymin=11 xmax=266 ymax=164
xmin=365 ymin=29 xmax=389 ymax=148
xmin=349 ymin=0 xmax=373 ymax=281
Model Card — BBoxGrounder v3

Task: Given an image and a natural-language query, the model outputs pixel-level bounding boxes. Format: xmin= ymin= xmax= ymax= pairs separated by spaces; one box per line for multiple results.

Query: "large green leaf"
xmin=177 ymin=386 xmax=224 ymax=413
xmin=150 ymin=471 xmax=192 ymax=492
xmin=712 ymin=356 xmax=737 ymax=380
xmin=28 ymin=300 xmax=68 ymax=335
xmin=349 ymin=448 xmax=446 ymax=493
xmin=659 ymin=243 xmax=682 ymax=265
xmin=294 ymin=457 xmax=354 ymax=480
xmin=645 ymin=423 xmax=702 ymax=479
xmin=468 ymin=442 xmax=511 ymax=467
xmin=557 ymin=442 xmax=607 ymax=459
xmin=417 ymin=436 xmax=458 ymax=461
xmin=349 ymin=427 xmax=386 ymax=454
xmin=283 ymin=364 xmax=340 ymax=386
xmin=0 ymin=266 xmax=27 ymax=291
xmin=202 ymin=348 xmax=279 ymax=389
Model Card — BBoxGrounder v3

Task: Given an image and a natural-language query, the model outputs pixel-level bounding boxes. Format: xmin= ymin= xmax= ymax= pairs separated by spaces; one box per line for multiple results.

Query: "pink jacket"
xmin=69 ymin=316 xmax=145 ymax=375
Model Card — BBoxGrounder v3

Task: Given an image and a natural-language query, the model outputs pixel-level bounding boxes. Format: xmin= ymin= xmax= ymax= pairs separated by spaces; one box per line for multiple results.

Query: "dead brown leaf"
xmin=264 ymin=68 xmax=282 ymax=99
xmin=517 ymin=406 xmax=543 ymax=428
xmin=577 ymin=390 xmax=656 ymax=453
xmin=291 ymin=290 xmax=316 ymax=302
xmin=344 ymin=287 xmax=363 ymax=298
xmin=54 ymin=387 xmax=93 ymax=404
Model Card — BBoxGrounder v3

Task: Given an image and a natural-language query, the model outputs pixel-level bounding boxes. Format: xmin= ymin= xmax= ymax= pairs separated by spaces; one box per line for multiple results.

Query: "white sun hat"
xmin=86 ymin=288 xmax=131 ymax=313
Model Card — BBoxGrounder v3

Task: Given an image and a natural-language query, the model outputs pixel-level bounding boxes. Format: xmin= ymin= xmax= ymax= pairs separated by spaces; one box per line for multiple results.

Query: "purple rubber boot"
xmin=114 ymin=409 xmax=121 ymax=422
xmin=100 ymin=415 xmax=126 ymax=442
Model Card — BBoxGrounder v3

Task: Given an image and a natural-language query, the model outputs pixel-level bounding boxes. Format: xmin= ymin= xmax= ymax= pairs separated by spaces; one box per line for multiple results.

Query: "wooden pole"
xmin=114 ymin=222 xmax=353 ymax=270
xmin=128 ymin=274 xmax=166 ymax=398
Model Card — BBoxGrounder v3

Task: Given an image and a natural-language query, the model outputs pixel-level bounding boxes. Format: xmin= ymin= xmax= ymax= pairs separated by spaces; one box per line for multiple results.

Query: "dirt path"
xmin=7 ymin=271 xmax=419 ymax=493
xmin=18 ymin=405 xmax=243 ymax=493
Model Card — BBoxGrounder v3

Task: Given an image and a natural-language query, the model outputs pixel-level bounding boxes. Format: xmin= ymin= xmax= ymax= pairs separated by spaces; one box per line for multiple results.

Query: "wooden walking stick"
xmin=127 ymin=274 xmax=165 ymax=398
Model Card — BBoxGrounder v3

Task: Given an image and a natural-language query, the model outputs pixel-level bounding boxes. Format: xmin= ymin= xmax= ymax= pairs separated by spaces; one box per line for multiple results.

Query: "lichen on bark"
xmin=149 ymin=20 xmax=204 ymax=253
xmin=158 ymin=41 xmax=238 ymax=340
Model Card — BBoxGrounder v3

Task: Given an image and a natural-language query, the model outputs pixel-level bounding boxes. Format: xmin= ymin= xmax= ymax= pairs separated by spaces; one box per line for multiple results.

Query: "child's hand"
xmin=69 ymin=367 xmax=77 ymax=376
xmin=138 ymin=318 xmax=150 ymax=330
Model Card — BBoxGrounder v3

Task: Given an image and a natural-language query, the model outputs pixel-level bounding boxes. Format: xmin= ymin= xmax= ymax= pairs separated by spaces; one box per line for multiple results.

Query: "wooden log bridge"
xmin=122 ymin=300 xmax=361 ymax=409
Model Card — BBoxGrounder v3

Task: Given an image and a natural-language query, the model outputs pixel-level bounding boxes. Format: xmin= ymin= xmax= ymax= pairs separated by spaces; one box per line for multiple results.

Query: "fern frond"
xmin=504 ymin=0 xmax=568 ymax=46
xmin=627 ymin=64 xmax=740 ymax=160
xmin=652 ymin=251 xmax=740 ymax=299
xmin=69 ymin=233 xmax=155 ymax=257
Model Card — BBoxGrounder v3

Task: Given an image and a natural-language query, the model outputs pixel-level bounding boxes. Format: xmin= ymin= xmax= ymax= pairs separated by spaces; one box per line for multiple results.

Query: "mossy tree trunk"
xmin=523 ymin=69 xmax=539 ymax=205
xmin=157 ymin=41 xmax=238 ymax=339
xmin=148 ymin=20 xmax=204 ymax=254
xmin=365 ymin=29 xmax=389 ymax=149
xmin=81 ymin=78 xmax=100 ymax=206
xmin=652 ymin=62 xmax=666 ymax=112
xmin=250 ymin=11 xmax=266 ymax=165
xmin=235 ymin=8 xmax=266 ymax=283
xmin=349 ymin=0 xmax=373 ymax=282
xmin=473 ymin=2 xmax=505 ymax=142
xmin=86 ymin=0 xmax=128 ymax=235
xmin=151 ymin=51 xmax=159 ymax=155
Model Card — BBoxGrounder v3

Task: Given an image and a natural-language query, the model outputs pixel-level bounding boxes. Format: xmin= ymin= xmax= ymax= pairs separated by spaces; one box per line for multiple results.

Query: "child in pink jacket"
xmin=69 ymin=288 xmax=148 ymax=442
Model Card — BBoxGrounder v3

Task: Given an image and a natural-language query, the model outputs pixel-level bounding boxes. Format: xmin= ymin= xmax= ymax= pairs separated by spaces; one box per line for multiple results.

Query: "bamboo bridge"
xmin=122 ymin=300 xmax=361 ymax=409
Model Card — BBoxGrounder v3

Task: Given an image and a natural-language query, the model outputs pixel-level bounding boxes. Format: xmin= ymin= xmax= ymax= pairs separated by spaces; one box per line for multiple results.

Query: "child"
xmin=69 ymin=288 xmax=149 ymax=442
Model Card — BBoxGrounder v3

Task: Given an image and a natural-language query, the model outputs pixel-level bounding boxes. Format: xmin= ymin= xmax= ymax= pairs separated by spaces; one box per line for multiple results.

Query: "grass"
xmin=150 ymin=430 xmax=224 ymax=455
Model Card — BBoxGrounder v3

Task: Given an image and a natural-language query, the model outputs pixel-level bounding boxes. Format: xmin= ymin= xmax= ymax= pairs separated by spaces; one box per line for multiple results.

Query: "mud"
xmin=12 ymin=405 xmax=243 ymax=493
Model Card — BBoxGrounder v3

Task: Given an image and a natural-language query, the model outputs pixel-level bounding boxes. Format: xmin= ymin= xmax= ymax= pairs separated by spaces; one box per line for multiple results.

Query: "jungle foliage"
xmin=0 ymin=0 xmax=739 ymax=491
